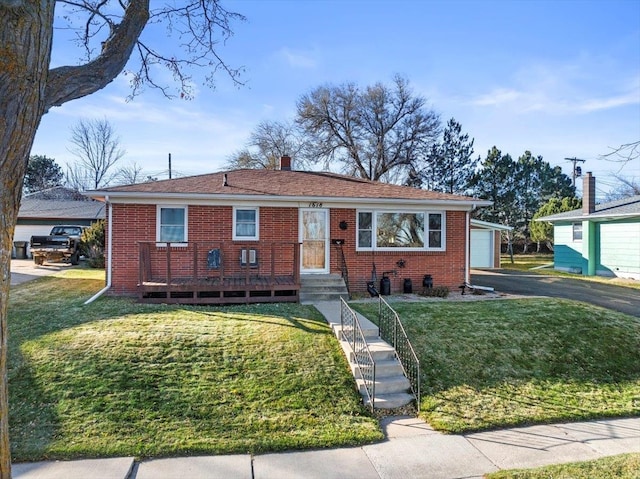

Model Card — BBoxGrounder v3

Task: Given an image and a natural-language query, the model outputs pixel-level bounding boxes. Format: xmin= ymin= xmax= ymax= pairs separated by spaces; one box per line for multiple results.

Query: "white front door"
xmin=300 ymin=208 xmax=329 ymax=273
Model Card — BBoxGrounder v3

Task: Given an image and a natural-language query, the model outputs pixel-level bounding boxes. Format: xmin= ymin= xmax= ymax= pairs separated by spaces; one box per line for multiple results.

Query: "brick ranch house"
xmin=86 ymin=157 xmax=490 ymax=304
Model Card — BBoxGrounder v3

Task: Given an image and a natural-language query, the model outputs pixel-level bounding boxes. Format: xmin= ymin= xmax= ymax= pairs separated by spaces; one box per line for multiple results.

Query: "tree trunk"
xmin=0 ymin=3 xmax=56 ymax=477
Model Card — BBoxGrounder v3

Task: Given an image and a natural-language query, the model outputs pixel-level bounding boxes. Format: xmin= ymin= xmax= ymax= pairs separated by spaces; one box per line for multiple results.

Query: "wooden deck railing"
xmin=137 ymin=241 xmax=300 ymax=304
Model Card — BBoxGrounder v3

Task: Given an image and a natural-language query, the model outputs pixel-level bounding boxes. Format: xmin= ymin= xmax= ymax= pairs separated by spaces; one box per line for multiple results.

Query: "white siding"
xmin=599 ymin=220 xmax=640 ymax=279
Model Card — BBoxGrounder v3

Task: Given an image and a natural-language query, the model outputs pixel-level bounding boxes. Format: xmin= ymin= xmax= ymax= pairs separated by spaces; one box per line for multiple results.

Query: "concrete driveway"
xmin=10 ymin=258 xmax=75 ymax=286
xmin=472 ymin=269 xmax=640 ymax=318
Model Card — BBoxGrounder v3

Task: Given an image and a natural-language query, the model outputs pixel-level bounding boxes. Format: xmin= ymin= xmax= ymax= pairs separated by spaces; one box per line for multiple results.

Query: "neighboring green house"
xmin=537 ymin=172 xmax=640 ymax=280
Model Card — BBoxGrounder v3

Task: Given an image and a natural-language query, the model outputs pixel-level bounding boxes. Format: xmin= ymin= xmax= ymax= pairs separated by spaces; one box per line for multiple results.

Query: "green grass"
xmin=499 ymin=254 xmax=640 ymax=290
xmin=8 ymin=269 xmax=382 ymax=461
xmin=485 ymin=453 xmax=640 ymax=479
xmin=352 ymin=299 xmax=640 ymax=433
xmin=499 ymin=254 xmax=554 ymax=271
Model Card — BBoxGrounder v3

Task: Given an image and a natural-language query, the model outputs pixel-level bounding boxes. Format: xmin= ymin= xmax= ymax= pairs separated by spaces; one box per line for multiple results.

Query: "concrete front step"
xmin=300 ymin=273 xmax=343 ymax=284
xmin=300 ymin=275 xmax=349 ymax=303
xmin=300 ymin=292 xmax=349 ymax=303
xmin=357 ymin=375 xmax=411 ymax=396
xmin=312 ymin=299 xmax=416 ymax=411
xmin=355 ymin=358 xmax=404 ymax=379
xmin=365 ymin=392 xmax=416 ymax=410
xmin=333 ymin=324 xmax=379 ymax=340
xmin=350 ymin=338 xmax=397 ymax=362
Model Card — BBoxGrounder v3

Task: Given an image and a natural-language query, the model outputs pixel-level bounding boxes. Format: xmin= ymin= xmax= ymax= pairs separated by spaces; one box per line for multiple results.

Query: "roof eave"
xmin=85 ymin=190 xmax=492 ymax=210
xmin=537 ymin=212 xmax=640 ymax=222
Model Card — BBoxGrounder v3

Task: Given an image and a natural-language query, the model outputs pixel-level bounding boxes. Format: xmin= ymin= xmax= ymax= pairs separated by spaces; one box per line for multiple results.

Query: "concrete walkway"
xmin=13 ymin=417 xmax=640 ymax=478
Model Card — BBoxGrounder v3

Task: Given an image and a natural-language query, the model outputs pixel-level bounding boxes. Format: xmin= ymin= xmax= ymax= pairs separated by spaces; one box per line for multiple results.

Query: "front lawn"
xmin=8 ymin=269 xmax=382 ymax=461
xmin=486 ymin=453 xmax=640 ymax=479
xmin=352 ymin=298 xmax=640 ymax=433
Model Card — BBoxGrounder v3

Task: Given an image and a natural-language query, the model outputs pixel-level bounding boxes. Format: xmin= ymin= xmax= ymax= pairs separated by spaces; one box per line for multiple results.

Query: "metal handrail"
xmin=340 ymin=297 xmax=376 ymax=411
xmin=378 ymin=297 xmax=421 ymax=411
xmin=336 ymin=243 xmax=351 ymax=298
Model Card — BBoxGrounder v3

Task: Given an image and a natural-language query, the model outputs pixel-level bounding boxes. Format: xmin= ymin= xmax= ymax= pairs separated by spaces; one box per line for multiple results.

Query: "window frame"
xmin=156 ymin=205 xmax=188 ymax=245
xmin=572 ymin=222 xmax=583 ymax=242
xmin=233 ymin=206 xmax=260 ymax=241
xmin=356 ymin=209 xmax=446 ymax=252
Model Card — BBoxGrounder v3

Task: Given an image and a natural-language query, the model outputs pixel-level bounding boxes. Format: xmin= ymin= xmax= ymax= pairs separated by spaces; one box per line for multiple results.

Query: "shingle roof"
xmin=538 ymin=195 xmax=640 ymax=222
xmin=19 ymin=199 xmax=106 ymax=219
xmin=90 ymin=169 xmax=483 ymax=203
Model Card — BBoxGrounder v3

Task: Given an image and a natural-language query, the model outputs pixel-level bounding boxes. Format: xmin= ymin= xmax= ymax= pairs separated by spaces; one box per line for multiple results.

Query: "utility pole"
xmin=565 ymin=157 xmax=586 ymax=187
xmin=168 ymin=153 xmax=172 ymax=179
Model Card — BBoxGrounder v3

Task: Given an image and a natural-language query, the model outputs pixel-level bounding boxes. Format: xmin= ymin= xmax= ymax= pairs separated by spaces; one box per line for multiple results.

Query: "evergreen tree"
xmin=423 ymin=118 xmax=478 ymax=195
xmin=470 ymin=147 xmax=518 ymax=259
xmin=23 ymin=155 xmax=64 ymax=194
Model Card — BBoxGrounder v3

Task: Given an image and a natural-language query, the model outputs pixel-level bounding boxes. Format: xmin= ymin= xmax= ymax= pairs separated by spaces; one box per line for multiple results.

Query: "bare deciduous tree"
xmin=600 ymin=140 xmax=640 ymax=171
xmin=0 ymin=1 xmax=244 ymax=476
xmin=67 ymin=118 xmax=126 ymax=190
xmin=226 ymin=120 xmax=310 ymax=170
xmin=116 ymin=162 xmax=145 ymax=185
xmin=296 ymin=75 xmax=441 ymax=182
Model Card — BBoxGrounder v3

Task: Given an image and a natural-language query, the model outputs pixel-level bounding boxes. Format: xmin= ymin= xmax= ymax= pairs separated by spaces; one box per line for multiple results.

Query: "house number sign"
xmin=308 ymin=202 xmax=323 ymax=208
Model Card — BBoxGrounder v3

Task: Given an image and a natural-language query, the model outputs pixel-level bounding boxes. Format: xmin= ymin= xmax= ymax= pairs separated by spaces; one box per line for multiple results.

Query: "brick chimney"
xmin=583 ymin=171 xmax=596 ymax=215
xmin=279 ymin=155 xmax=292 ymax=171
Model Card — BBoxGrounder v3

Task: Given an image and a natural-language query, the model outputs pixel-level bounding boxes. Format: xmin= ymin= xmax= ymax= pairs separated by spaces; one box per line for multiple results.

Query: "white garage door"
xmin=471 ymin=229 xmax=493 ymax=268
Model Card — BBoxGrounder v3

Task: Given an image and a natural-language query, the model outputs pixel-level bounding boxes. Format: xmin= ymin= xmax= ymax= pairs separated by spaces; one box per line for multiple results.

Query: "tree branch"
xmin=44 ymin=0 xmax=150 ymax=110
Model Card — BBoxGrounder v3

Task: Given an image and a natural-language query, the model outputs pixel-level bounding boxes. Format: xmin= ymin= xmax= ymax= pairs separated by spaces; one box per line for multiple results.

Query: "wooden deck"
xmin=138 ymin=241 xmax=300 ymax=304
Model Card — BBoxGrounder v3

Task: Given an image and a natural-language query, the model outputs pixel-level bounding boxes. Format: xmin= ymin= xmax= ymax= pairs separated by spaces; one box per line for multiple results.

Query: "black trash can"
xmin=403 ymin=278 xmax=413 ymax=294
xmin=422 ymin=274 xmax=433 ymax=289
xmin=380 ymin=274 xmax=391 ymax=296
xmin=14 ymin=241 xmax=27 ymax=259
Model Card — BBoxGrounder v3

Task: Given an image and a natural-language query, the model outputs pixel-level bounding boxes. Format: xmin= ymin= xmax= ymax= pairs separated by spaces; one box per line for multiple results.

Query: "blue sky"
xmin=33 ymin=0 xmax=640 ymax=200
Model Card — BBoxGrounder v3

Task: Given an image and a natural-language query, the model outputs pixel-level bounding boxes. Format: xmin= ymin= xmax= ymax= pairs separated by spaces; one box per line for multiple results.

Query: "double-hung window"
xmin=233 ymin=207 xmax=259 ymax=240
xmin=357 ymin=210 xmax=445 ymax=251
xmin=572 ymin=222 xmax=582 ymax=242
xmin=157 ymin=206 xmax=187 ymax=244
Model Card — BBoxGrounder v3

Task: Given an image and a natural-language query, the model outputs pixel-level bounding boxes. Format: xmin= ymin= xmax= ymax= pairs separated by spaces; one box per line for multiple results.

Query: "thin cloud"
xmin=277 ymin=47 xmax=318 ymax=69
xmin=472 ymin=88 xmax=522 ymax=107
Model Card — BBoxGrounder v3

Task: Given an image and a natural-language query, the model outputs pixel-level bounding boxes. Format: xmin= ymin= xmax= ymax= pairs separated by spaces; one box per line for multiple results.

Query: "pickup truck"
xmin=30 ymin=225 xmax=86 ymax=266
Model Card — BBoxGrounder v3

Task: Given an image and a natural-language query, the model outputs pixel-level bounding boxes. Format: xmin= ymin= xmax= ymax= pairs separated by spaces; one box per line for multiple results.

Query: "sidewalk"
xmin=13 ymin=416 xmax=640 ymax=478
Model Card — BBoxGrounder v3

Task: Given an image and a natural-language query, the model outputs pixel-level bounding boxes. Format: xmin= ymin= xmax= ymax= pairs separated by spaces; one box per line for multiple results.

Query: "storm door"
xmin=300 ymin=208 xmax=329 ymax=273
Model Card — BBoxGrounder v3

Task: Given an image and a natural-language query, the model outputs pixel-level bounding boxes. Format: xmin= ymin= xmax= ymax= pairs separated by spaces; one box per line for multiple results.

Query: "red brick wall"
xmin=109 ymin=204 xmax=298 ymax=295
xmin=329 ymin=209 xmax=467 ymax=293
xmin=494 ymin=230 xmax=501 ymax=268
xmin=109 ymin=204 xmax=468 ymax=295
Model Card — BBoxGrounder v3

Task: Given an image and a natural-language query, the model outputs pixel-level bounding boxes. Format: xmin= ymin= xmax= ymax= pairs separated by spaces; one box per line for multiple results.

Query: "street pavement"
xmin=13 ymin=417 xmax=640 ymax=478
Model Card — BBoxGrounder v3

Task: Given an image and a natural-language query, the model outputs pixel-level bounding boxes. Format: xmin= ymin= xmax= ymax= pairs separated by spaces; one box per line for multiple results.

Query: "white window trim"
xmin=156 ymin=205 xmax=188 ymax=246
xmin=233 ymin=206 xmax=260 ymax=241
xmin=572 ymin=222 xmax=583 ymax=242
xmin=356 ymin=209 xmax=446 ymax=252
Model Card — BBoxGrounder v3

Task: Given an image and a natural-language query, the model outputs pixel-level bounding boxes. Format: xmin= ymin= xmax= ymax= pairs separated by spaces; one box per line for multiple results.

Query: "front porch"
xmin=138 ymin=241 xmax=300 ymax=304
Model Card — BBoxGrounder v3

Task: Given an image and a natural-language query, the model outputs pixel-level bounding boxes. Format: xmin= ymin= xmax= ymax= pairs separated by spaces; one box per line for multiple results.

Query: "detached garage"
xmin=470 ymin=219 xmax=511 ymax=268
xmin=15 ymin=198 xmax=105 ymax=258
